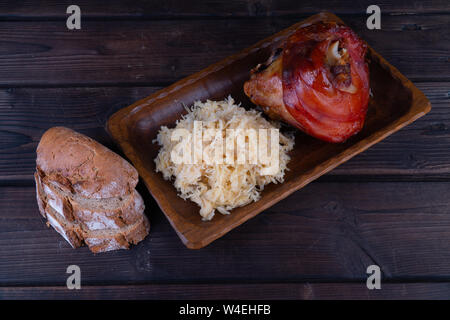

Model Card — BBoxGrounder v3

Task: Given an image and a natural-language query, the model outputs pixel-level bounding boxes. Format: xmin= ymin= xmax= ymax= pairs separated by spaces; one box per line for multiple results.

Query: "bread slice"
xmin=35 ymin=172 xmax=150 ymax=253
xmin=84 ymin=217 xmax=150 ymax=253
xmin=36 ymin=127 xmax=138 ymax=199
xmin=38 ymin=173 xmax=144 ymax=230
xmin=35 ymin=127 xmax=150 ymax=253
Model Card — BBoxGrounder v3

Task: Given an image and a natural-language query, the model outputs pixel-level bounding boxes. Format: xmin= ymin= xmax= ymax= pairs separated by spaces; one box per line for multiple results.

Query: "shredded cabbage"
xmin=154 ymin=96 xmax=294 ymax=220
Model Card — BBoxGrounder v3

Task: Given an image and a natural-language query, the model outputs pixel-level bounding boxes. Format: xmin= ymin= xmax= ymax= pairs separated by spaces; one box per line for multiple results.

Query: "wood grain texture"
xmin=1 ymin=283 xmax=450 ymax=300
xmin=0 ymin=15 xmax=447 ymax=86
xmin=0 ymin=87 xmax=160 ymax=182
xmin=2 ymin=182 xmax=450 ymax=285
xmin=107 ymin=12 xmax=431 ymax=249
xmin=0 ymin=82 xmax=447 ymax=182
xmin=0 ymin=0 xmax=448 ymax=299
xmin=1 ymin=0 xmax=449 ymax=18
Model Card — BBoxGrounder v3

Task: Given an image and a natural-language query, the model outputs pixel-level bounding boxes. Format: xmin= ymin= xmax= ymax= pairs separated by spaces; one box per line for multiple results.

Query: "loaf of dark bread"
xmin=35 ymin=127 xmax=149 ymax=253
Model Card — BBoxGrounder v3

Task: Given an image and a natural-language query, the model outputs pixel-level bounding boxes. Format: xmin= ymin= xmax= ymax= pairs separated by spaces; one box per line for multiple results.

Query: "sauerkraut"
xmin=154 ymin=96 xmax=294 ymax=220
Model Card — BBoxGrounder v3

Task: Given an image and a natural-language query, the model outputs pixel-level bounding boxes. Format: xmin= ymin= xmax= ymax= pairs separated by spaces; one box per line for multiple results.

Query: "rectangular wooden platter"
xmin=107 ymin=12 xmax=431 ymax=249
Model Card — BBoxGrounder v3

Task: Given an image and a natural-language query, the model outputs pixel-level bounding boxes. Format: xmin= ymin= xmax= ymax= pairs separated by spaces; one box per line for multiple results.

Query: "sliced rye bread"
xmin=35 ymin=173 xmax=83 ymax=247
xmin=38 ymin=172 xmax=144 ymax=230
xmin=35 ymin=172 xmax=150 ymax=253
xmin=83 ymin=217 xmax=150 ymax=253
xmin=35 ymin=127 xmax=150 ymax=253
xmin=36 ymin=127 xmax=138 ymax=199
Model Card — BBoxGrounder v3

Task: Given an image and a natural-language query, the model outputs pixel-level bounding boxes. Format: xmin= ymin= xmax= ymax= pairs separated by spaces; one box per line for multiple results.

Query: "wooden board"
xmin=0 ymin=0 xmax=449 ymax=299
xmin=0 ymin=82 xmax=448 ymax=183
xmin=1 ymin=0 xmax=449 ymax=18
xmin=2 ymin=182 xmax=450 ymax=286
xmin=0 ymin=15 xmax=447 ymax=86
xmin=107 ymin=12 xmax=431 ymax=249
xmin=1 ymin=283 xmax=450 ymax=300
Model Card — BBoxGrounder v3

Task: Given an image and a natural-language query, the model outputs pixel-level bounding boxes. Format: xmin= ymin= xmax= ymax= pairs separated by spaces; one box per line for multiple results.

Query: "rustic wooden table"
xmin=0 ymin=1 xmax=449 ymax=300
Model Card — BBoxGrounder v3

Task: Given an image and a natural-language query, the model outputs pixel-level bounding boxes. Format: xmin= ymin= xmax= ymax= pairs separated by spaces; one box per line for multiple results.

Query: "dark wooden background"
xmin=0 ymin=0 xmax=449 ymax=299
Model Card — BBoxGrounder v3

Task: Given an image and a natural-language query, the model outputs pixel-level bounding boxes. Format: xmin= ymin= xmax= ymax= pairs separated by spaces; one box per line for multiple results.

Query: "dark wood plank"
xmin=2 ymin=182 xmax=450 ymax=285
xmin=1 ymin=283 xmax=450 ymax=300
xmin=0 ymin=15 xmax=447 ymax=86
xmin=330 ymin=81 xmax=450 ymax=179
xmin=0 ymin=87 xmax=160 ymax=182
xmin=1 ymin=0 xmax=449 ymax=18
xmin=0 ymin=82 xmax=447 ymax=182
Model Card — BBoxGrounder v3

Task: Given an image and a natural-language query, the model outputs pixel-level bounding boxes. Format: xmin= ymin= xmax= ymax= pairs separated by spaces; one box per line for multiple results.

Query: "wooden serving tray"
xmin=107 ymin=12 xmax=431 ymax=249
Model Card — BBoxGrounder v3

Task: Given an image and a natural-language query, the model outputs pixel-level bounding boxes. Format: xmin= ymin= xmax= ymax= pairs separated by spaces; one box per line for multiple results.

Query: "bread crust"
xmin=36 ymin=127 xmax=138 ymax=199
xmin=84 ymin=217 xmax=150 ymax=253
xmin=35 ymin=172 xmax=150 ymax=252
xmin=40 ymin=174 xmax=144 ymax=229
xmin=34 ymin=127 xmax=150 ymax=253
xmin=35 ymin=173 xmax=83 ymax=248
